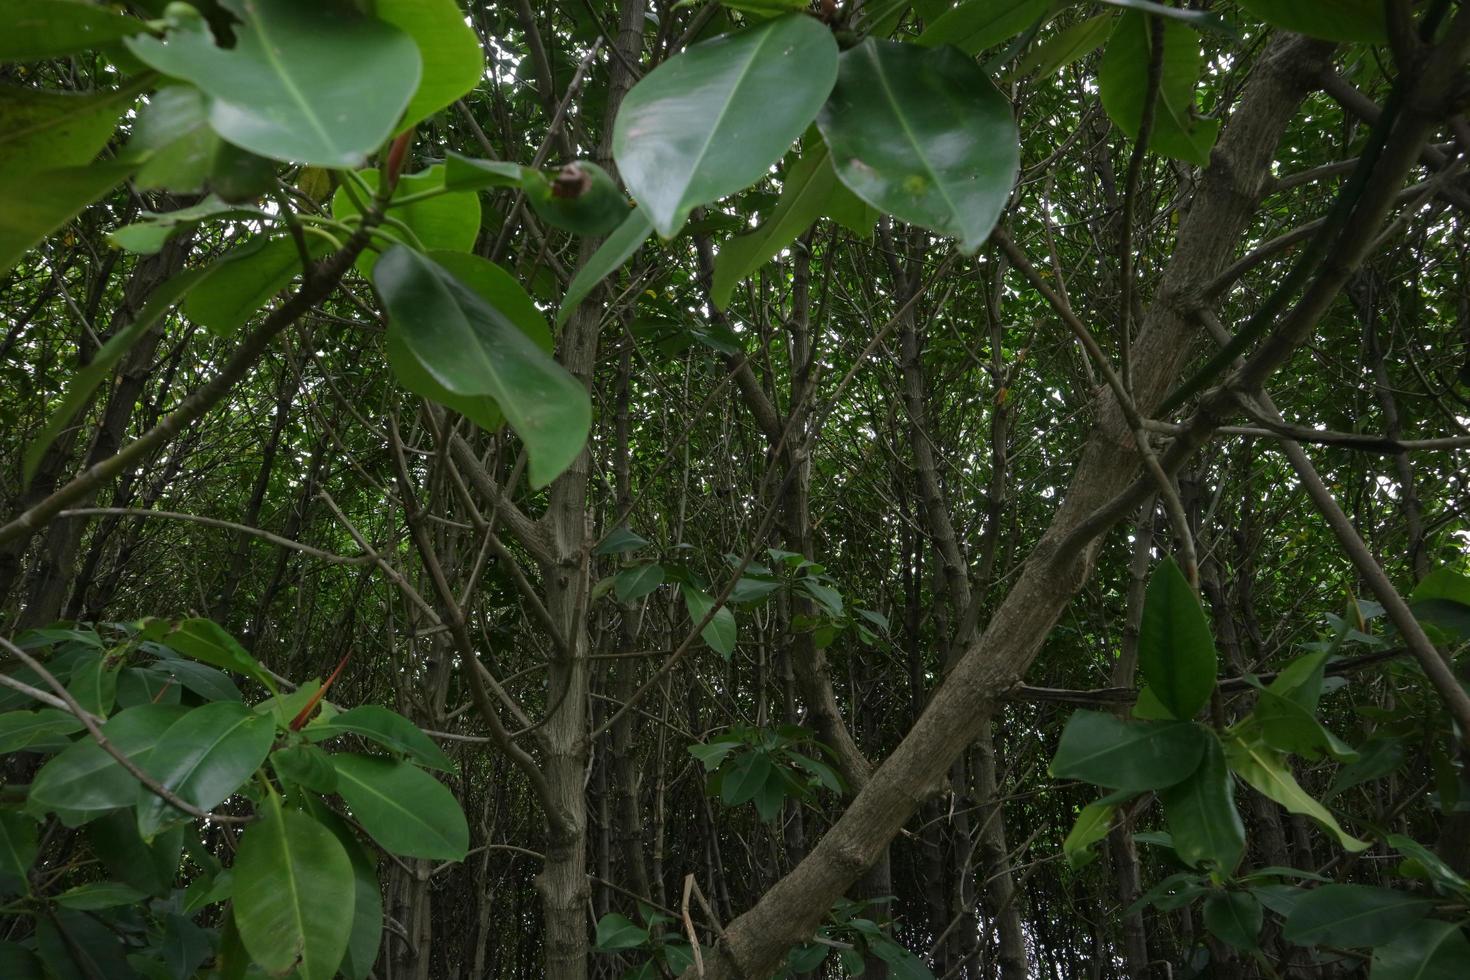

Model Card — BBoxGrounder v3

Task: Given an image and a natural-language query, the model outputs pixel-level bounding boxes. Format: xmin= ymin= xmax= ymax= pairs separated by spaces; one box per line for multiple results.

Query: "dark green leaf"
xmin=0 ymin=0 xmax=142 ymax=62
xmin=1235 ymin=0 xmax=1387 ymax=43
xmin=682 ymin=585 xmax=737 ymax=656
xmin=29 ymin=704 xmax=187 ymax=826
xmin=0 ymin=81 xmax=138 ymax=179
xmin=1161 ymin=733 xmax=1243 ymax=871
xmin=0 ymin=162 xmax=132 ymax=276
xmin=918 ymin=0 xmax=1049 ymax=55
xmin=817 ymin=39 xmax=1019 ymax=254
xmin=374 ymin=245 xmax=589 ymax=489
xmin=1137 ymin=557 xmax=1217 ymax=719
xmin=331 ymin=754 xmax=469 ymax=861
xmin=593 ymin=912 xmax=648 ymax=951
xmin=149 ymin=618 xmax=278 ymax=695
xmin=54 ymin=881 xmax=148 ymax=910
xmin=1202 ymin=892 xmax=1261 ymax=951
xmin=305 ymin=704 xmax=455 ymax=773
xmin=331 ymin=165 xmax=481 ymax=275
xmin=135 ymin=701 xmax=275 ymax=838
xmin=0 ymin=810 xmax=36 ymax=879
xmin=1099 ymin=12 xmax=1221 ymax=166
xmin=615 ymin=563 xmax=665 ymax=602
xmin=1049 ymin=710 xmax=1208 ymax=791
xmin=721 ymin=752 xmax=772 ymax=806
xmin=596 ymin=526 xmax=651 ymax=555
xmin=233 ymin=793 xmax=355 ymax=980
xmin=557 ymin=206 xmax=654 ymax=326
xmin=1282 ymin=884 xmax=1437 ymax=947
xmin=87 ymin=811 xmax=184 ymax=896
xmin=1370 ymin=919 xmax=1470 ymax=978
xmin=375 ymin=0 xmax=484 ymax=128
xmin=127 ymin=0 xmax=421 ymax=166
xmin=1015 ymin=13 xmax=1114 ymax=76
xmin=271 ymin=745 xmax=338 ymax=793
xmin=0 ymin=708 xmax=82 ymax=753
xmin=613 ymin=13 xmax=838 ymax=237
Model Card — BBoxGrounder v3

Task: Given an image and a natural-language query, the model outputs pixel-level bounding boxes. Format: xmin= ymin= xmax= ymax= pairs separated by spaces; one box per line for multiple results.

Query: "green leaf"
xmin=613 ymin=13 xmax=838 ymax=238
xmin=557 ymin=205 xmax=654 ymax=326
xmin=151 ymin=618 xmax=278 ymax=695
xmin=128 ymin=84 xmax=217 ymax=193
xmin=0 ymin=810 xmax=37 ymax=879
xmin=615 ymin=563 xmax=666 ymax=602
xmin=0 ymin=81 xmax=138 ymax=179
xmin=689 ymin=739 xmax=740 ymax=772
xmin=331 ymin=164 xmax=481 ymax=275
xmin=594 ymin=912 xmax=648 ymax=951
xmin=271 ymin=744 xmax=339 ymax=793
xmin=1049 ymin=710 xmax=1208 ymax=791
xmin=0 ymin=708 xmax=82 ymax=753
xmin=1015 ymin=12 xmax=1115 ymax=77
xmin=374 ymin=245 xmax=589 ymax=488
xmin=0 ymin=0 xmax=142 ymax=62
xmin=1387 ymin=834 xmax=1470 ymax=898
xmin=1137 ymin=556 xmax=1217 ymax=719
xmin=1266 ymin=649 xmax=1330 ymax=711
xmin=136 ymin=701 xmax=275 ymax=839
xmin=36 ymin=908 xmax=133 ymax=980
xmin=331 ymin=754 xmax=469 ymax=861
xmin=127 ymin=0 xmax=421 ymax=166
xmin=1283 ymin=884 xmax=1437 ymax=948
xmin=596 ymin=526 xmax=651 ymax=555
xmin=1202 ymin=892 xmax=1261 ymax=951
xmin=1329 ymin=737 xmax=1406 ymax=797
xmin=1370 ymin=920 xmax=1470 ymax=978
xmin=1098 ymin=12 xmax=1220 ymax=166
xmin=254 ymin=678 xmax=321 ymax=730
xmin=1160 ymin=734 xmax=1243 ymax=871
xmin=525 ymin=161 xmax=630 ymax=237
xmin=918 ymin=0 xmax=1049 ymax=55
xmin=1097 ymin=0 xmax=1237 ymax=35
xmin=1235 ymin=0 xmax=1387 ymax=44
xmin=305 ymin=704 xmax=456 ymax=773
xmin=817 ymin=39 xmax=1019 ymax=255
xmin=682 ymin=585 xmax=737 ymax=656
xmin=0 ymin=161 xmax=132 ymax=276
xmin=88 ymin=810 xmax=184 ymax=895
xmin=375 ymin=0 xmax=484 ymax=128
xmin=1253 ymin=688 xmax=1359 ymax=762
xmin=712 ymin=143 xmax=836 ymax=311
xmin=721 ymin=752 xmax=772 ymax=806
xmin=54 ymin=881 xmax=148 ymax=910
xmin=149 ymin=658 xmax=241 ymax=703
xmin=233 ymin=793 xmax=355 ymax=980
xmin=29 ymin=704 xmax=187 ymax=826
xmin=1063 ymin=796 xmax=1122 ymax=870
xmin=109 ymin=196 xmax=263 ymax=255
xmin=868 ymin=937 xmax=936 ymax=979
xmin=1224 ymin=736 xmax=1369 ymax=852
xmin=443 ymin=152 xmax=527 ymax=191
xmin=64 ymin=655 xmax=117 ymax=718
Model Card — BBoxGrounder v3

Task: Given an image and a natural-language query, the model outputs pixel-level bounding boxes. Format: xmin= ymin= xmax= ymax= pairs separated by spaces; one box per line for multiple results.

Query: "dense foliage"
xmin=4 ymin=1 xmax=1470 ymax=978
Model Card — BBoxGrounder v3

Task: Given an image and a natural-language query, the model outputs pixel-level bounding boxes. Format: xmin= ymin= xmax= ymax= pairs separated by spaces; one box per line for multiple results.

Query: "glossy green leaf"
xmin=128 ymin=84 xmax=218 ymax=193
xmin=331 ymin=164 xmax=481 ymax=275
xmin=135 ymin=701 xmax=275 ymax=839
xmin=331 ymin=754 xmax=469 ymax=861
xmin=0 ymin=810 xmax=37 ymax=879
xmin=594 ymin=912 xmax=648 ymax=951
xmin=443 ymin=152 xmax=527 ymax=191
xmin=1203 ymin=892 xmax=1261 ymax=951
xmin=817 ymin=39 xmax=1019 ymax=255
xmin=149 ymin=618 xmax=278 ymax=695
xmin=271 ymin=745 xmax=338 ymax=793
xmin=1137 ymin=556 xmax=1217 ymax=719
xmin=1063 ymin=797 xmax=1120 ymax=870
xmin=613 ymin=13 xmax=838 ymax=237
xmin=1283 ymin=884 xmax=1437 ymax=947
xmin=0 ymin=0 xmax=142 ymax=62
xmin=299 ymin=798 xmax=383 ymax=980
xmin=36 ymin=908 xmax=133 ymax=980
xmin=28 ymin=704 xmax=188 ymax=826
xmin=87 ymin=811 xmax=183 ymax=896
xmin=1049 ymin=710 xmax=1208 ymax=791
xmin=0 ymin=708 xmax=82 ymax=753
xmin=54 ymin=881 xmax=148 ymax=910
xmin=596 ymin=526 xmax=650 ymax=555
xmin=1253 ymin=688 xmax=1358 ymax=762
xmin=1371 ymin=920 xmax=1470 ymax=979
xmin=254 ymin=679 xmax=321 ymax=730
xmin=0 ymin=81 xmax=138 ymax=179
xmin=376 ymin=0 xmax=484 ymax=128
xmin=64 ymin=655 xmax=117 ymax=718
xmin=305 ymin=704 xmax=455 ymax=773
xmin=1387 ymin=834 xmax=1470 ymax=897
xmin=557 ymin=205 xmax=654 ymax=326
xmin=1098 ymin=12 xmax=1220 ymax=166
xmin=149 ymin=658 xmax=241 ymax=703
xmin=712 ymin=143 xmax=835 ymax=311
xmin=1160 ymin=734 xmax=1243 ymax=871
xmin=1235 ymin=0 xmax=1387 ymax=44
xmin=233 ymin=794 xmax=355 ymax=980
xmin=126 ymin=0 xmax=421 ymax=166
xmin=1225 ymin=736 xmax=1369 ymax=852
xmin=721 ymin=752 xmax=772 ymax=806
xmin=0 ymin=162 xmax=131 ymax=276
xmin=616 ymin=564 xmax=665 ymax=602
xmin=918 ymin=0 xmax=1048 ymax=54
xmin=683 ymin=585 xmax=737 ymax=656
xmin=1015 ymin=12 xmax=1114 ymax=77
xmin=374 ymin=245 xmax=589 ymax=488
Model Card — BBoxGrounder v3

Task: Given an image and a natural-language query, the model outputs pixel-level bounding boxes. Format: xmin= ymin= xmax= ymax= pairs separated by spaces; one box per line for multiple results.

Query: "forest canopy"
xmin=4 ymin=1 xmax=1470 ymax=979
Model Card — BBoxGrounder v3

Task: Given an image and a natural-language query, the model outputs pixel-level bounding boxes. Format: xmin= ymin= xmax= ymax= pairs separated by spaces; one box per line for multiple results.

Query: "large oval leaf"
xmin=1098 ymin=12 xmax=1221 ymax=166
xmin=233 ymin=794 xmax=355 ymax=980
xmin=28 ymin=704 xmax=188 ymax=826
xmin=331 ymin=165 xmax=481 ymax=276
xmin=331 ymin=754 xmax=469 ymax=861
xmin=136 ymin=701 xmax=275 ymax=839
xmin=376 ymin=0 xmax=484 ymax=128
xmin=613 ymin=13 xmax=838 ymax=238
xmin=1235 ymin=0 xmax=1387 ymax=44
xmin=817 ymin=39 xmax=1019 ymax=255
xmin=1370 ymin=920 xmax=1470 ymax=979
xmin=1049 ymin=710 xmax=1208 ymax=791
xmin=305 ymin=705 xmax=455 ymax=773
xmin=1137 ymin=556 xmax=1218 ymax=719
xmin=1160 ymin=734 xmax=1243 ymax=871
xmin=374 ymin=245 xmax=589 ymax=489
xmin=0 ymin=0 xmax=143 ymax=62
xmin=0 ymin=81 xmax=139 ymax=179
xmin=1225 ymin=736 xmax=1370 ymax=852
xmin=1282 ymin=884 xmax=1437 ymax=947
xmin=126 ymin=0 xmax=421 ymax=167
